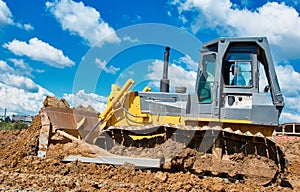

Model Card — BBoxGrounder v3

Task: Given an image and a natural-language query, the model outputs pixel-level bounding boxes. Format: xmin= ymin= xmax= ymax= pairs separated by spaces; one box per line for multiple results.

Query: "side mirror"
xmin=264 ymin=85 xmax=270 ymax=93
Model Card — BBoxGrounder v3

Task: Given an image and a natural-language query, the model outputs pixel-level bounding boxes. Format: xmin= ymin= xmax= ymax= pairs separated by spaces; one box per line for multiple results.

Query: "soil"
xmin=0 ymin=116 xmax=299 ymax=191
xmin=110 ymin=140 xmax=279 ymax=185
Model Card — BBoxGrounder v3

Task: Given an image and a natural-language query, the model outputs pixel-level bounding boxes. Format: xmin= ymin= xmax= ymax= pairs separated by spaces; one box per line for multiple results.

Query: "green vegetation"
xmin=0 ymin=121 xmax=28 ymax=130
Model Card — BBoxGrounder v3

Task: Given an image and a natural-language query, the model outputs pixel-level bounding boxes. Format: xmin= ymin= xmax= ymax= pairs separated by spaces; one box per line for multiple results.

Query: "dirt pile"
xmin=43 ymin=96 xmax=70 ymax=108
xmin=0 ymin=114 xmax=41 ymax=166
xmin=110 ymin=139 xmax=278 ymax=185
xmin=110 ymin=139 xmax=186 ymax=159
xmin=276 ymin=139 xmax=300 ymax=191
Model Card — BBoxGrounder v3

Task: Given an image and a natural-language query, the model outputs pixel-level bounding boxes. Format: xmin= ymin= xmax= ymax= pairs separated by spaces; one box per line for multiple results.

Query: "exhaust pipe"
xmin=3 ymin=108 xmax=6 ymax=119
xmin=160 ymin=47 xmax=170 ymax=92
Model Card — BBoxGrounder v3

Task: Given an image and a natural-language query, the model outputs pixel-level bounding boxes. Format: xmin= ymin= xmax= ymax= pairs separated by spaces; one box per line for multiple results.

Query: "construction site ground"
xmin=0 ymin=115 xmax=300 ymax=191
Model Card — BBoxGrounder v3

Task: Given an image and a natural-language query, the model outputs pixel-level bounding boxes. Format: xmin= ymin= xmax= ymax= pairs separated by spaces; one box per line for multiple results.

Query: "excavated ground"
xmin=0 ymin=115 xmax=299 ymax=191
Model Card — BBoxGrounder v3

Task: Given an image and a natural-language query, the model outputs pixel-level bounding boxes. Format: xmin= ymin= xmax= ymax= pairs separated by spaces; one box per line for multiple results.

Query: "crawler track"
xmin=93 ymin=125 xmax=286 ymax=185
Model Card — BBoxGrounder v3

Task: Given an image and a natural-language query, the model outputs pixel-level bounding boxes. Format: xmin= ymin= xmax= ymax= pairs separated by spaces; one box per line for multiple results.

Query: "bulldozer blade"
xmin=63 ymin=155 xmax=162 ymax=168
xmin=42 ymin=107 xmax=100 ymax=142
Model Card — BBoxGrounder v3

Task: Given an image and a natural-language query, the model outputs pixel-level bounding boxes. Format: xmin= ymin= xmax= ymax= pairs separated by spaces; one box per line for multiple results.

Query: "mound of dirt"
xmin=0 ymin=114 xmax=41 ymax=167
xmin=276 ymin=139 xmax=300 ymax=191
xmin=110 ymin=139 xmax=186 ymax=159
xmin=43 ymin=96 xmax=70 ymax=108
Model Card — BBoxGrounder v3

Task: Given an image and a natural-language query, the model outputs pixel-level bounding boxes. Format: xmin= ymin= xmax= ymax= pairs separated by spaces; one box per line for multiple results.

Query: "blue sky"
xmin=0 ymin=0 xmax=300 ymax=123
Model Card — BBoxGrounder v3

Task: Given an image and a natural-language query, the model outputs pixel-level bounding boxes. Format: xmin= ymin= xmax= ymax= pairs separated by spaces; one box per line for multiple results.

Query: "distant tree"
xmin=0 ymin=122 xmax=12 ymax=130
xmin=5 ymin=116 xmax=11 ymax=123
xmin=0 ymin=121 xmax=28 ymax=130
xmin=11 ymin=121 xmax=28 ymax=130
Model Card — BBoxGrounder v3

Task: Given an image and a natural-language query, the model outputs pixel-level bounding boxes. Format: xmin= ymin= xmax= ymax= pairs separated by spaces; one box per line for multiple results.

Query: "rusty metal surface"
xmin=42 ymin=107 xmax=99 ymax=131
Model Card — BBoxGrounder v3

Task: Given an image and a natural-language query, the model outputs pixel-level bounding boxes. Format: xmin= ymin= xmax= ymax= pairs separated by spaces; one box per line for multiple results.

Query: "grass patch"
xmin=0 ymin=121 xmax=28 ymax=130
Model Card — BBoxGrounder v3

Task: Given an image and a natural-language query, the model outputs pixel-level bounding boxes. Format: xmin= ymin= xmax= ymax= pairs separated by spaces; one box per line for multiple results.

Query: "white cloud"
xmin=9 ymin=58 xmax=26 ymax=69
xmin=63 ymin=89 xmax=107 ymax=112
xmin=171 ymin=0 xmax=300 ymax=59
xmin=46 ymin=0 xmax=120 ymax=47
xmin=0 ymin=60 xmax=41 ymax=93
xmin=177 ymin=54 xmax=198 ymax=70
xmin=0 ymin=60 xmax=107 ymax=117
xmin=147 ymin=59 xmax=197 ymax=92
xmin=0 ymin=0 xmax=13 ymax=24
xmin=0 ymin=73 xmax=39 ymax=93
xmin=123 ymin=36 xmax=139 ymax=43
xmin=8 ymin=58 xmax=44 ymax=77
xmin=179 ymin=15 xmax=188 ymax=24
xmin=275 ymin=64 xmax=300 ymax=123
xmin=276 ymin=65 xmax=300 ymax=97
xmin=3 ymin=37 xmax=75 ymax=68
xmin=0 ymin=0 xmax=33 ymax=30
xmin=0 ymin=60 xmax=14 ymax=72
xmin=23 ymin=23 xmax=34 ymax=31
xmin=0 ymin=59 xmax=53 ymax=116
xmin=95 ymin=58 xmax=120 ymax=74
xmin=280 ymin=112 xmax=300 ymax=123
xmin=0 ymin=82 xmax=52 ymax=116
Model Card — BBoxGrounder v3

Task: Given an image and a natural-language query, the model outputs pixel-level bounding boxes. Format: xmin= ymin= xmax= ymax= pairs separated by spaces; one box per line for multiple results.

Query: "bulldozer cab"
xmin=192 ymin=37 xmax=284 ymax=127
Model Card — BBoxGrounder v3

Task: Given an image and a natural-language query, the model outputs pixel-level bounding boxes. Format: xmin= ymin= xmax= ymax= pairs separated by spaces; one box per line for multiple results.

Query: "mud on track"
xmin=0 ymin=115 xmax=299 ymax=191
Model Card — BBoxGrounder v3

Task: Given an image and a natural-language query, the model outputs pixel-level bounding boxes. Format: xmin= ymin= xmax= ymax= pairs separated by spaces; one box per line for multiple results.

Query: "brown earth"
xmin=0 ymin=116 xmax=299 ymax=191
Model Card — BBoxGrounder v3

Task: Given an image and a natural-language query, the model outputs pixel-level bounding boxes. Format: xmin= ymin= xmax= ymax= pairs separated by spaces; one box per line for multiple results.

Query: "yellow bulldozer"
xmin=38 ymin=37 xmax=287 ymax=185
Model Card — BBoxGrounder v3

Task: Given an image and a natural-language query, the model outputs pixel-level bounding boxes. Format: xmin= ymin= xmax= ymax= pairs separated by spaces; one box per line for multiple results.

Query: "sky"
xmin=0 ymin=0 xmax=300 ymax=123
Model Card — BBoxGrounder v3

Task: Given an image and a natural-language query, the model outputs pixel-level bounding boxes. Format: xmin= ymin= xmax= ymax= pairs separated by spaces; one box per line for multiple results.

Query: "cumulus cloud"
xmin=8 ymin=58 xmax=34 ymax=77
xmin=171 ymin=0 xmax=300 ymax=59
xmin=123 ymin=36 xmax=139 ymax=43
xmin=0 ymin=73 xmax=39 ymax=93
xmin=10 ymin=58 xmax=27 ymax=69
xmin=0 ymin=60 xmax=40 ymax=93
xmin=280 ymin=112 xmax=300 ymax=123
xmin=0 ymin=0 xmax=13 ymax=25
xmin=0 ymin=82 xmax=52 ymax=116
xmin=176 ymin=54 xmax=198 ymax=70
xmin=0 ymin=59 xmax=53 ymax=116
xmin=3 ymin=37 xmax=75 ymax=68
xmin=147 ymin=59 xmax=197 ymax=92
xmin=63 ymin=89 xmax=107 ymax=112
xmin=95 ymin=58 xmax=120 ymax=74
xmin=23 ymin=23 xmax=34 ymax=31
xmin=46 ymin=0 xmax=120 ymax=47
xmin=275 ymin=64 xmax=300 ymax=123
xmin=0 ymin=60 xmax=14 ymax=72
xmin=0 ymin=0 xmax=33 ymax=30
xmin=276 ymin=65 xmax=300 ymax=97
xmin=0 ymin=60 xmax=53 ymax=115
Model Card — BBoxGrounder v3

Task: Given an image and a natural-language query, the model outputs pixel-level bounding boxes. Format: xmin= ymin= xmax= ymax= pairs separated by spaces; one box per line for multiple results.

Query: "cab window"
xmin=229 ymin=61 xmax=252 ymax=86
xmin=197 ymin=53 xmax=216 ymax=103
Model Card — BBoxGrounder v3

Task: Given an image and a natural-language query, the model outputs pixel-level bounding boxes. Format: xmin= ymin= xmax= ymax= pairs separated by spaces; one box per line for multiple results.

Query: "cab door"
xmin=190 ymin=52 xmax=218 ymax=118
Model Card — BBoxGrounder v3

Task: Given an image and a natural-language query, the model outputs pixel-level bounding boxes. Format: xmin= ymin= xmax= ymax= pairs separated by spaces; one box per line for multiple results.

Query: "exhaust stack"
xmin=3 ymin=108 xmax=6 ymax=119
xmin=160 ymin=47 xmax=170 ymax=92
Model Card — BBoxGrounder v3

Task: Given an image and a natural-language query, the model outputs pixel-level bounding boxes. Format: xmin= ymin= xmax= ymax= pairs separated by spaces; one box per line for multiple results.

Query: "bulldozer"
xmin=38 ymin=37 xmax=287 ymax=185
